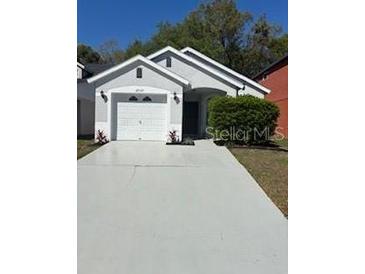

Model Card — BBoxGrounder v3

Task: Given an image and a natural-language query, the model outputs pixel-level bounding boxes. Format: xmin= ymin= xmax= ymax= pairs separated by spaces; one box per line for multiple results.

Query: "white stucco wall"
xmin=93 ymin=61 xmax=185 ymax=140
xmin=152 ymin=52 xmax=238 ymax=97
xmin=183 ymin=51 xmax=265 ymax=98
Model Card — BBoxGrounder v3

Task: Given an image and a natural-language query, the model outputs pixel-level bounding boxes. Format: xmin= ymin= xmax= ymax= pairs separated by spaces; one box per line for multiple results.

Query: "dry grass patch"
xmin=229 ymin=147 xmax=288 ymax=217
xmin=77 ymin=139 xmax=101 ymax=159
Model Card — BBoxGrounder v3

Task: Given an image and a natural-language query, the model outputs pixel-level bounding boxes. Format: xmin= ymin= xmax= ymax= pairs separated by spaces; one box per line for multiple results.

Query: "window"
xmin=128 ymin=96 xmax=138 ymax=101
xmin=142 ymin=96 xmax=152 ymax=102
xmin=166 ymin=56 xmax=172 ymax=67
xmin=136 ymin=67 xmax=142 ymax=78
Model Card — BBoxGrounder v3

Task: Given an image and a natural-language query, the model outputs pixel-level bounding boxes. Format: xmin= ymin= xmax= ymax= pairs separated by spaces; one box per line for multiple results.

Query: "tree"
xmin=202 ymin=0 xmax=252 ymax=68
xmin=241 ymin=15 xmax=287 ymax=77
xmin=148 ymin=0 xmax=252 ymax=68
xmin=124 ymin=40 xmax=148 ymax=59
xmin=102 ymin=0 xmax=287 ymax=77
xmin=77 ymin=44 xmax=103 ymax=64
xmin=98 ymin=39 xmax=125 ymax=64
xmin=150 ymin=22 xmax=182 ymax=49
xmin=124 ymin=0 xmax=287 ymax=77
xmin=269 ymin=33 xmax=288 ymax=60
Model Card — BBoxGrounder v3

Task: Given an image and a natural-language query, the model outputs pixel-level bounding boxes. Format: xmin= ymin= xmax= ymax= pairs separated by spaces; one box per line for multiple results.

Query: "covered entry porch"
xmin=182 ymin=88 xmax=226 ymax=138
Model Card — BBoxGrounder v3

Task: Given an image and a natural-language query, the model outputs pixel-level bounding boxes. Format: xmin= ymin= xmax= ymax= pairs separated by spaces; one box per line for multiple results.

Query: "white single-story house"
xmin=77 ymin=61 xmax=113 ymax=136
xmin=87 ymin=46 xmax=270 ymax=141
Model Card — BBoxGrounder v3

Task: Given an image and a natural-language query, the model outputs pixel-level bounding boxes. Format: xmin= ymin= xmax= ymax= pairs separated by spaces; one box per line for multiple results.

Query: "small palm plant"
xmin=96 ymin=130 xmax=109 ymax=145
xmin=168 ymin=130 xmax=179 ymax=143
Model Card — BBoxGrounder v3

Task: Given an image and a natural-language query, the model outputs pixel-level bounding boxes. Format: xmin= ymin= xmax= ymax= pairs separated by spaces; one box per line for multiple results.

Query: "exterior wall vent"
xmin=136 ymin=67 xmax=142 ymax=78
xmin=166 ymin=57 xmax=172 ymax=67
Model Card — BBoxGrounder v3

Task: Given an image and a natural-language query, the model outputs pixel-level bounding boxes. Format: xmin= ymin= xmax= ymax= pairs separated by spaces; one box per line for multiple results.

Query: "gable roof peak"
xmin=147 ymin=46 xmax=245 ymax=89
xmin=180 ymin=47 xmax=270 ymax=94
xmin=87 ymin=54 xmax=189 ymax=86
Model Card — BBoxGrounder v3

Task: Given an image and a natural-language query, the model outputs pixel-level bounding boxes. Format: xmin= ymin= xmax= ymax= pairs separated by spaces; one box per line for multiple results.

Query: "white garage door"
xmin=116 ymin=97 xmax=167 ymax=141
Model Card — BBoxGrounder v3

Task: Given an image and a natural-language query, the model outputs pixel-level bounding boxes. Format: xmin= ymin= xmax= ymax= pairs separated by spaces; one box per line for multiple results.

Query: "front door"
xmin=182 ymin=101 xmax=199 ymax=137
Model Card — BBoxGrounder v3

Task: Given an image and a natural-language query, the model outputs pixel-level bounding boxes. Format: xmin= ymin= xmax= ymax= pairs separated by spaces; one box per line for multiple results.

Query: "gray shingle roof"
xmin=84 ymin=63 xmax=114 ymax=75
xmin=253 ymin=55 xmax=288 ymax=80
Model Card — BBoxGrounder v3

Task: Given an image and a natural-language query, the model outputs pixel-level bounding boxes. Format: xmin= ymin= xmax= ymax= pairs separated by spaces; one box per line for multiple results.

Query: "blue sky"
xmin=78 ymin=0 xmax=287 ymax=49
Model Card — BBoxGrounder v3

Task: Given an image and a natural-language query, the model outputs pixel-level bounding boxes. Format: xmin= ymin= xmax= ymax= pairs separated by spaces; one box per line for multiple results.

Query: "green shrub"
xmin=208 ymin=95 xmax=279 ymax=145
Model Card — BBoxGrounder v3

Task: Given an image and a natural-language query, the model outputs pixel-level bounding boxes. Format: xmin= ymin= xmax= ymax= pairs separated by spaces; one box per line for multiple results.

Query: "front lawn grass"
xmin=77 ymin=139 xmax=101 ymax=159
xmin=273 ymin=138 xmax=288 ymax=149
xmin=229 ymin=146 xmax=288 ymax=217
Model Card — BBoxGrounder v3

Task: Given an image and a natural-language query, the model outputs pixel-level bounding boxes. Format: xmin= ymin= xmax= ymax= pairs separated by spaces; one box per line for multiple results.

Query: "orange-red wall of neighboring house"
xmin=257 ymin=64 xmax=288 ymax=137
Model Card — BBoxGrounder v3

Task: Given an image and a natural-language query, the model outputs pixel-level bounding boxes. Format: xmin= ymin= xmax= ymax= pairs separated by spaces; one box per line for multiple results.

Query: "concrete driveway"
xmin=78 ymin=140 xmax=287 ymax=274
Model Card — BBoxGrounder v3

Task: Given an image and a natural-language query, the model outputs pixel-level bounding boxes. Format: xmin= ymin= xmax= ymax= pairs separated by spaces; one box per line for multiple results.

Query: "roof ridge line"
xmin=86 ymin=54 xmax=190 ymax=86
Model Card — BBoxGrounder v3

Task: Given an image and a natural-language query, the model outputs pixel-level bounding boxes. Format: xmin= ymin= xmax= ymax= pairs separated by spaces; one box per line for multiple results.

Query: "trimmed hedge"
xmin=208 ymin=95 xmax=279 ymax=145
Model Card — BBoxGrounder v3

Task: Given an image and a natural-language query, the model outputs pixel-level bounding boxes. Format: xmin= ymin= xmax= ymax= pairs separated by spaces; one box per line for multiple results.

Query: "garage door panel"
xmin=118 ymin=118 xmax=140 ymax=126
xmin=116 ymin=98 xmax=167 ymax=141
xmin=116 ymin=126 xmax=140 ymax=140
xmin=118 ymin=107 xmax=140 ymax=117
xmin=143 ymin=120 xmax=165 ymax=128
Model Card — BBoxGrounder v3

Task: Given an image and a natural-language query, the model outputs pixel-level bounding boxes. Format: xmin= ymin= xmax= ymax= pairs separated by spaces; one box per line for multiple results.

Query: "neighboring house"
xmin=77 ymin=61 xmax=113 ymax=136
xmin=87 ymin=46 xmax=270 ymax=141
xmin=77 ymin=62 xmax=85 ymax=79
xmin=254 ymin=56 xmax=288 ymax=137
